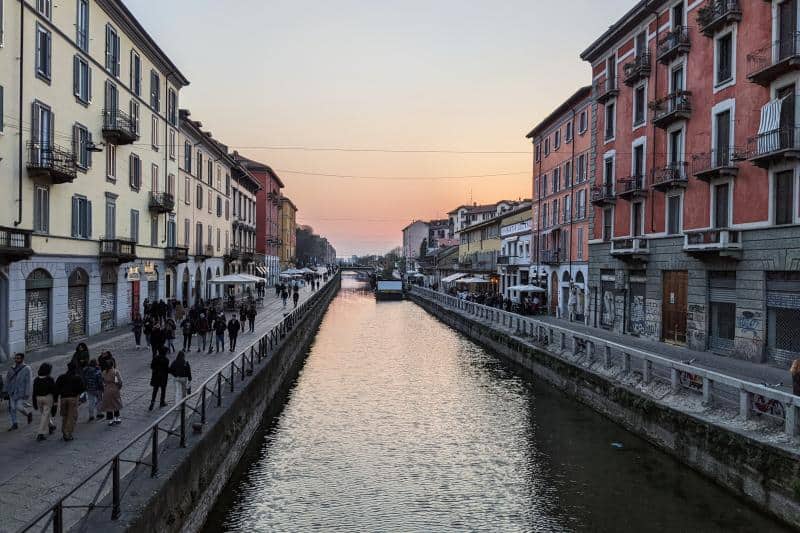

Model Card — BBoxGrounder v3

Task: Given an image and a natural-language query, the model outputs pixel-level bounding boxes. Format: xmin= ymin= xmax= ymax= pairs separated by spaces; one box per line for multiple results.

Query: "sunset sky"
xmin=126 ymin=0 xmax=633 ymax=256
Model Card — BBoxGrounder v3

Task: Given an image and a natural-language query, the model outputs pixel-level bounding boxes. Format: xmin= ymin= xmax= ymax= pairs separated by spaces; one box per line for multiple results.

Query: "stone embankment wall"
xmin=410 ymin=293 xmax=800 ymax=529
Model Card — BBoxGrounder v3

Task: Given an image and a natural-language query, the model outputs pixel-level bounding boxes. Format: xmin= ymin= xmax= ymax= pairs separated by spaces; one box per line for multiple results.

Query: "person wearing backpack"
xmin=82 ymin=360 xmax=104 ymax=422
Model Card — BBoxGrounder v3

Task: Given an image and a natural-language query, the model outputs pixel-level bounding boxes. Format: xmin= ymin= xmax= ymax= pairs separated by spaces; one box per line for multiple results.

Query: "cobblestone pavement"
xmin=0 ymin=286 xmax=319 ymax=533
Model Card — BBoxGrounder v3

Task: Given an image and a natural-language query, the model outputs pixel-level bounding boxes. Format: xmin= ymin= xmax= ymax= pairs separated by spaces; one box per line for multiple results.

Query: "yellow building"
xmin=278 ymin=196 xmax=298 ymax=269
xmin=0 ymin=0 xmax=188 ymax=357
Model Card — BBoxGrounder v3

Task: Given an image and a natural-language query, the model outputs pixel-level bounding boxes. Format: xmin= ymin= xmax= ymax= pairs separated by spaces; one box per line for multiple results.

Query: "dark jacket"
xmin=32 ymin=376 xmax=57 ymax=409
xmin=227 ymin=319 xmax=240 ymax=336
xmin=71 ymin=348 xmax=90 ymax=369
xmin=793 ymin=372 xmax=800 ymax=397
xmin=247 ymin=308 xmax=256 ymax=320
xmin=196 ymin=317 xmax=209 ymax=334
xmin=169 ymin=360 xmax=192 ymax=380
xmin=150 ymin=328 xmax=166 ymax=348
xmin=56 ymin=371 xmax=86 ymax=398
xmin=150 ymin=354 xmax=170 ymax=387
xmin=143 ymin=319 xmax=153 ymax=335
xmin=214 ymin=319 xmax=227 ymax=336
xmin=82 ymin=367 xmax=104 ymax=393
xmin=180 ymin=319 xmax=193 ymax=336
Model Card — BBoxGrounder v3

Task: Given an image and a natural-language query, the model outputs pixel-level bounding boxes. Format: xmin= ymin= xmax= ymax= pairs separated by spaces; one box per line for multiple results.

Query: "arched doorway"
xmin=205 ymin=267 xmax=212 ymax=301
xmin=26 ymin=269 xmax=53 ymax=350
xmin=100 ymin=267 xmax=117 ymax=332
xmin=68 ymin=268 xmax=89 ymax=341
xmin=182 ymin=269 xmax=190 ymax=306
xmin=549 ymin=271 xmax=559 ymax=316
xmin=147 ymin=267 xmax=159 ymax=303
xmin=575 ymin=271 xmax=586 ymax=322
xmin=194 ymin=267 xmax=202 ymax=305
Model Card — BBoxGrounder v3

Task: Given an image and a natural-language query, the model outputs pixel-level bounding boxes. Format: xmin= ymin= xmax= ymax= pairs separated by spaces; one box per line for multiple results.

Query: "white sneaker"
xmin=108 ymin=419 xmax=115 ymax=426
xmin=114 ymin=417 xmax=122 ymax=425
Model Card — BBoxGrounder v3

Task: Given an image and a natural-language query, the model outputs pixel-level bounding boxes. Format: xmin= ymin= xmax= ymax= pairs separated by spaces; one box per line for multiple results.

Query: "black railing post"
xmin=241 ymin=353 xmax=245 ymax=381
xmin=201 ymin=385 xmax=207 ymax=424
xmin=180 ymin=401 xmax=187 ymax=448
xmin=52 ymin=501 xmax=64 ymax=533
xmin=151 ymin=426 xmax=159 ymax=477
xmin=230 ymin=362 xmax=235 ymax=392
xmin=217 ymin=373 xmax=222 ymax=407
xmin=111 ymin=456 xmax=121 ymax=520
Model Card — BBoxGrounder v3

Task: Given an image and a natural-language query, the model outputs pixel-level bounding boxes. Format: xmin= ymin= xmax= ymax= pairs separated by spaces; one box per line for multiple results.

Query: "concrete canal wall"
xmin=81 ymin=276 xmax=341 ymax=533
xmin=409 ymin=293 xmax=800 ymax=529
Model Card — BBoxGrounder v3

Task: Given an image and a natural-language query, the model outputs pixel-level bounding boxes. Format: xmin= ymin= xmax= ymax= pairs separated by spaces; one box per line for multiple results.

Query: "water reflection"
xmin=204 ymin=274 xmax=788 ymax=532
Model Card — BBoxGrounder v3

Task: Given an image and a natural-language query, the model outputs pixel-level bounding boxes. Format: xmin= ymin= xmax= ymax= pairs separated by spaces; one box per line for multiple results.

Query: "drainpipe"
xmin=569 ymin=107 xmax=576 ymax=285
xmin=650 ymin=7 xmax=660 ymax=233
xmin=15 ymin=1 xmax=25 ymax=227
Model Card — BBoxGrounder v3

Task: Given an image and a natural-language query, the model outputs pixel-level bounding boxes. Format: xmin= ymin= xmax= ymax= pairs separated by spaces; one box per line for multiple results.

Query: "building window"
xmin=167 ymin=173 xmax=175 ymax=196
xmin=0 ymin=86 xmax=3 ymax=133
xmin=713 ymin=183 xmax=730 ymax=228
xmin=105 ymin=198 xmax=116 ymax=239
xmin=603 ymin=155 xmax=614 ymax=188
xmin=709 ymin=272 xmax=736 ymax=352
xmin=196 ymin=223 xmax=203 ymax=252
xmin=207 ymin=161 xmax=213 ymax=186
xmin=577 ymin=154 xmax=586 ymax=182
xmin=106 ymin=143 xmax=116 ymax=180
xmin=544 ymin=138 xmax=550 ymax=156
xmin=208 ymin=190 xmax=212 ymax=213
xmin=775 ymin=170 xmax=794 ymax=225
xmin=576 ymin=228 xmax=584 ymax=260
xmin=535 ymin=144 xmax=541 ymax=162
xmin=151 ymin=115 xmax=159 ymax=150
xmin=184 ymin=176 xmax=190 ymax=204
xmin=553 ymin=167 xmax=560 ymax=193
xmin=167 ymin=89 xmax=177 ymax=126
xmin=196 ymin=185 xmax=203 ymax=209
xmin=667 ymin=194 xmax=681 ymax=235
xmin=197 ymin=152 xmax=203 ymax=179
xmin=217 ymin=195 xmax=222 ymax=217
xmin=73 ymin=55 xmax=91 ymax=104
xmin=184 ymin=218 xmax=190 ymax=247
xmin=36 ymin=0 xmax=52 ymax=18
xmin=577 ymin=189 xmax=586 ymax=219
xmin=184 ymin=141 xmax=192 ymax=172
xmin=130 ymin=50 xmax=141 ymax=96
xmin=150 ymin=216 xmax=158 ymax=246
xmin=565 ymin=121 xmax=573 ymax=143
xmin=76 ymin=0 xmax=90 ymax=50
xmin=34 ymin=185 xmax=49 ymax=233
xmin=105 ymin=25 xmax=120 ymax=76
xmin=169 ymin=129 xmax=176 ymax=160
xmin=716 ymin=32 xmax=733 ymax=86
xmin=72 ymin=124 xmax=91 ymax=170
xmin=35 ymin=24 xmax=52 ymax=81
xmin=605 ymin=102 xmax=615 ymax=140
xmin=217 ymin=228 xmax=221 ymax=251
xmin=554 ymin=130 xmax=561 ymax=150
xmin=564 ymin=161 xmax=572 ymax=186
xmin=129 ymin=153 xmax=141 ymax=190
xmin=71 ymin=196 xmax=92 ymax=238
xmin=150 ymin=70 xmax=161 ymax=111
xmin=129 ymin=100 xmax=140 ymax=133
xmin=602 ymin=207 xmax=613 ymax=242
xmin=151 ymin=163 xmax=159 ymax=192
xmin=579 ymin=111 xmax=587 ymax=134
xmin=633 ymin=84 xmax=646 ymax=127
xmin=225 ymin=174 xmax=230 ymax=195
xmin=631 ymin=201 xmax=643 ymax=236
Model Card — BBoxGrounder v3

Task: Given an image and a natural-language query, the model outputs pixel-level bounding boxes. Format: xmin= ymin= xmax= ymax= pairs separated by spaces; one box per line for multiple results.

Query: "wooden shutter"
xmin=71 ymin=197 xmax=79 ymax=237
xmin=73 ymin=56 xmax=80 ymax=96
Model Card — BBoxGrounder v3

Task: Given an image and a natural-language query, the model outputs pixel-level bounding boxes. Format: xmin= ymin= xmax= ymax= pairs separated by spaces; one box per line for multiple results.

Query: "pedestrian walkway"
xmin=0 ymin=284 xmax=319 ymax=533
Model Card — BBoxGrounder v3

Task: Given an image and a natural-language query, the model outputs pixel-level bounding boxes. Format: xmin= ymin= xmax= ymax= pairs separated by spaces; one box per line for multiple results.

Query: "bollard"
xmin=111 ymin=456 xmax=121 ymax=519
xmin=151 ymin=425 xmax=159 ymax=477
xmin=622 ymin=353 xmax=631 ymax=373
xmin=702 ymin=377 xmax=712 ymax=406
xmin=643 ymin=360 xmax=652 ymax=384
xmin=53 ymin=501 xmax=64 ymax=533
xmin=739 ymin=389 xmax=752 ymax=420
xmin=560 ymin=332 xmax=566 ymax=350
xmin=217 ymin=373 xmax=222 ymax=407
xmin=180 ymin=401 xmax=186 ymax=448
xmin=572 ymin=337 xmax=579 ymax=356
xmin=670 ymin=368 xmax=679 ymax=392
xmin=604 ymin=345 xmax=612 ymax=368
xmin=785 ymin=404 xmax=798 ymax=438
xmin=201 ymin=385 xmax=207 ymax=424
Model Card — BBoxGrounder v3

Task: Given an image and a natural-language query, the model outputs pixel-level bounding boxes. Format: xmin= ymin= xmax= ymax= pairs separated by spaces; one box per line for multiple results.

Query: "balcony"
xmin=148 ymin=192 xmax=175 ymax=214
xmin=746 ymin=127 xmax=800 ymax=168
xmin=540 ymin=249 xmax=561 ymax=266
xmin=692 ymin=148 xmax=740 ymax=182
xmin=99 ymin=239 xmax=137 ymax=264
xmin=165 ymin=246 xmax=189 ymax=265
xmin=616 ymin=176 xmax=647 ymax=201
xmin=497 ymin=255 xmax=527 ymax=267
xmin=241 ymin=250 xmax=255 ymax=263
xmin=102 ymin=109 xmax=139 ymax=145
xmin=0 ymin=226 xmax=34 ymax=264
xmin=194 ymin=244 xmax=215 ymax=261
xmin=697 ymin=0 xmax=741 ymax=38
xmin=591 ymin=184 xmax=616 ymax=207
xmin=747 ymin=34 xmax=800 ymax=86
xmin=651 ymin=91 xmax=692 ymax=129
xmin=657 ymin=26 xmax=691 ymax=64
xmin=594 ymin=76 xmax=619 ymax=105
xmin=623 ymin=52 xmax=652 ymax=86
xmin=683 ymin=229 xmax=742 ymax=259
xmin=497 ymin=255 xmax=511 ymax=265
xmin=652 ymin=162 xmax=689 ymax=192
xmin=610 ymin=237 xmax=649 ymax=262
xmin=26 ymin=143 xmax=78 ymax=184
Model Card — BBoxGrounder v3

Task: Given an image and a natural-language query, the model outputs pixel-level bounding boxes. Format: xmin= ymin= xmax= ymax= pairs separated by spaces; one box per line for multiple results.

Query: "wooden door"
xmin=662 ymin=271 xmax=688 ymax=344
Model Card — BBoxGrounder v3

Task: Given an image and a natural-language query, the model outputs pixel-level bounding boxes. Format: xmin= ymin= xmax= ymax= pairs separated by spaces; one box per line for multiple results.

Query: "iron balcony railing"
xmin=651 ymin=90 xmax=692 ymax=128
xmin=591 ymin=183 xmax=616 ymax=205
xmin=746 ymin=127 xmax=800 ymax=164
xmin=691 ymin=147 xmax=742 ymax=180
xmin=593 ymin=76 xmax=619 ymax=104
xmin=0 ymin=226 xmax=34 ymax=263
xmin=657 ymin=26 xmax=691 ymax=64
xmin=747 ymin=33 xmax=800 ymax=85
xmin=697 ymin=0 xmax=741 ymax=37
xmin=26 ymin=142 xmax=78 ymax=184
xmin=148 ymin=192 xmax=175 ymax=214
xmin=623 ymin=52 xmax=652 ymax=86
xmin=102 ymin=108 xmax=139 ymax=144
xmin=18 ymin=273 xmax=341 ymax=533
xmin=540 ymin=249 xmax=561 ymax=265
xmin=684 ymin=228 xmax=741 ymax=252
xmin=652 ymin=162 xmax=689 ymax=190
xmin=617 ymin=175 xmax=646 ymax=199
xmin=610 ymin=237 xmax=649 ymax=257
xmin=165 ymin=246 xmax=189 ymax=265
xmin=99 ymin=238 xmax=137 ymax=263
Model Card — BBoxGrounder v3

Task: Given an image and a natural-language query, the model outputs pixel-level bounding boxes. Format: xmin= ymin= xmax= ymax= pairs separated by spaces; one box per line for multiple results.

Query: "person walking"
xmin=55 ymin=363 xmax=85 ymax=441
xmin=212 ymin=315 xmax=227 ymax=353
xmin=196 ymin=314 xmax=209 ymax=353
xmin=165 ymin=318 xmax=177 ymax=353
xmin=169 ymin=351 xmax=192 ymax=403
xmin=293 ymin=289 xmax=300 ymax=308
xmin=131 ymin=311 xmax=144 ymax=350
xmin=32 ymin=363 xmax=57 ymax=441
xmin=81 ymin=360 xmax=104 ymax=422
xmin=239 ymin=303 xmax=247 ymax=325
xmin=70 ymin=343 xmax=90 ymax=372
xmin=150 ymin=323 xmax=166 ymax=358
xmin=5 ymin=353 xmax=33 ymax=431
xmin=281 ymin=287 xmax=289 ymax=308
xmin=227 ymin=316 xmax=241 ymax=352
xmin=100 ymin=357 xmax=123 ymax=426
xmin=149 ymin=347 xmax=170 ymax=410
xmin=180 ymin=316 xmax=194 ymax=352
xmin=792 ymin=359 xmax=800 ymax=397
xmin=143 ymin=315 xmax=154 ymax=349
xmin=247 ymin=306 xmax=256 ymax=333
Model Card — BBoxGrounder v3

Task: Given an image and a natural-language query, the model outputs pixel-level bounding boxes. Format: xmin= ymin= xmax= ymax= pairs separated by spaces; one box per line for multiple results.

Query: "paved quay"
xmin=0 ymin=286 xmax=319 ymax=533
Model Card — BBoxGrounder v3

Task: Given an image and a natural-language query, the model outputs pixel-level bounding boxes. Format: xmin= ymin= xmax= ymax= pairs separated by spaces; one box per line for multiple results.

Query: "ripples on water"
xmin=204 ymin=275 xmax=789 ymax=533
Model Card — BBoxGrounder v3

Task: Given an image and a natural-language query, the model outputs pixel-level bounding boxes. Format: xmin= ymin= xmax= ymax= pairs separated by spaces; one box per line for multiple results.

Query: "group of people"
xmin=5 ymin=349 xmax=123 ymax=441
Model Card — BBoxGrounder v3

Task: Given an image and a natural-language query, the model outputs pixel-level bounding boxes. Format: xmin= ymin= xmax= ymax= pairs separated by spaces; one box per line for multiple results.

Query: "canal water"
xmin=204 ymin=275 xmax=789 ymax=532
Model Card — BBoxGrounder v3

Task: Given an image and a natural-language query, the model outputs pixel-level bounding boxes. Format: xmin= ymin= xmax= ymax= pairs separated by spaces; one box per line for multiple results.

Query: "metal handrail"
xmin=18 ymin=271 xmax=341 ymax=533
xmin=410 ymin=286 xmax=799 ymax=438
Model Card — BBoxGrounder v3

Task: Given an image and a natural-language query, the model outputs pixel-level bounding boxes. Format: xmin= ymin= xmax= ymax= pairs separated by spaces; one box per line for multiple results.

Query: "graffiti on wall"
xmin=687 ymin=303 xmax=706 ymax=349
xmin=735 ymin=309 xmax=764 ymax=361
xmin=601 ymin=289 xmax=615 ymax=328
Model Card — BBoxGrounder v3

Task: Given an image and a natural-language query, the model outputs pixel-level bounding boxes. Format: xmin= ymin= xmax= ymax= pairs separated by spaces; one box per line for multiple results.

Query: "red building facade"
xmin=582 ymin=0 xmax=800 ymax=366
xmin=232 ymin=153 xmax=284 ymax=285
xmin=527 ymin=87 xmax=593 ymax=319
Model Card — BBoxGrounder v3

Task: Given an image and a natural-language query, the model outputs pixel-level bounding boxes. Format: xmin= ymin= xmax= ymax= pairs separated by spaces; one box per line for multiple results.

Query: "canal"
xmin=204 ymin=274 xmax=788 ymax=532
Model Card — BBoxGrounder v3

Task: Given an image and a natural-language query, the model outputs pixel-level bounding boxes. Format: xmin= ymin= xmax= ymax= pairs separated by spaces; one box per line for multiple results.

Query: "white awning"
xmin=459 ymin=277 xmax=490 ymax=284
xmin=507 ymin=284 xmax=546 ymax=293
xmin=441 ymin=272 xmax=468 ymax=283
xmin=758 ymin=97 xmax=785 ymax=153
xmin=209 ymin=274 xmax=261 ymax=285
xmin=256 ymin=266 xmax=267 ymax=275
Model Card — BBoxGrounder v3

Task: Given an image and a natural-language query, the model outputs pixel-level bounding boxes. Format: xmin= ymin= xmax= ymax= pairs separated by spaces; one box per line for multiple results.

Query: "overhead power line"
xmin=230 ymin=145 xmax=531 ymax=155
xmin=274 ymin=170 xmax=530 ymax=181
